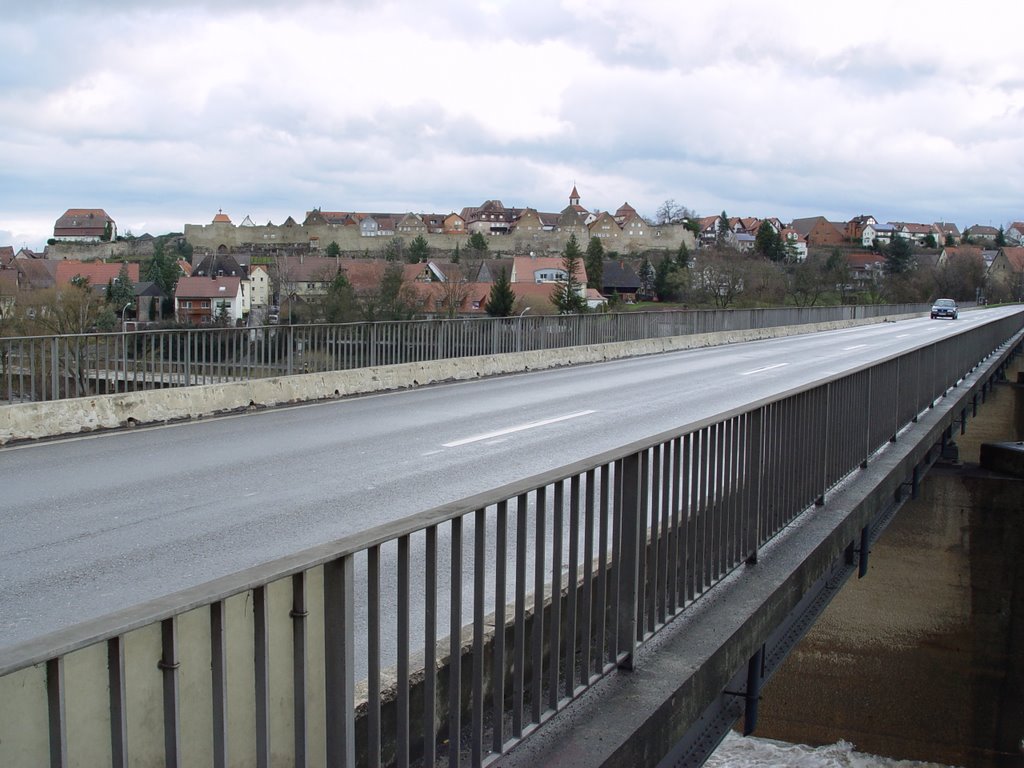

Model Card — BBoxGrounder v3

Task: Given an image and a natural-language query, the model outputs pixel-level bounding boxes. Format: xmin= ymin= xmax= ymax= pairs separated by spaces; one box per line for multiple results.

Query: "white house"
xmin=174 ymin=276 xmax=245 ymax=325
xmin=248 ymin=264 xmax=271 ymax=308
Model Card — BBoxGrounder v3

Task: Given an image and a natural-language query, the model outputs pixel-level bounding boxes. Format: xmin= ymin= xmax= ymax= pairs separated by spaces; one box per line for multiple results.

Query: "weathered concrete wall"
xmin=756 ymin=357 xmax=1024 ymax=767
xmin=0 ymin=313 xmax=912 ymax=446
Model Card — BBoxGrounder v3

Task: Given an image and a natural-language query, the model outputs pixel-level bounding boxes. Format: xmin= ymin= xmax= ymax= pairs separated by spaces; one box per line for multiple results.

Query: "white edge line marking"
xmin=443 ymin=410 xmax=596 ymax=448
xmin=740 ymin=363 xmax=788 ymax=376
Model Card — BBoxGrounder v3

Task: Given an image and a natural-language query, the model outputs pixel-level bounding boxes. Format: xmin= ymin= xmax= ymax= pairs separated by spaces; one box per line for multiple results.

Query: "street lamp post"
xmin=517 ymin=306 xmax=530 ymax=353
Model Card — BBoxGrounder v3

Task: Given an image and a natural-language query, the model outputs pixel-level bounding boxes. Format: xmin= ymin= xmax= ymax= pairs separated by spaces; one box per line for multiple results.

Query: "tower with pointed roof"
xmin=569 ymin=185 xmax=581 ymax=208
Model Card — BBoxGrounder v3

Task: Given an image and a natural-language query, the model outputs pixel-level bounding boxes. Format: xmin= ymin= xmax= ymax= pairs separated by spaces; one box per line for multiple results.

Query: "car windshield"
xmin=934 ymin=299 xmax=956 ymax=307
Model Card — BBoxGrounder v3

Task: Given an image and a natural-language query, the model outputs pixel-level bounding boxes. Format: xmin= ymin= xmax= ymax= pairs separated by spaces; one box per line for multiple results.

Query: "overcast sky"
xmin=2 ymin=0 xmax=1023 ymax=251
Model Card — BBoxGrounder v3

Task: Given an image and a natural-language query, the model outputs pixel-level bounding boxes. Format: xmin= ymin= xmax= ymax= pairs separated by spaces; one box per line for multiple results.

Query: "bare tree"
xmin=694 ymin=249 xmax=746 ymax=308
xmin=16 ymin=284 xmax=116 ymax=397
xmin=438 ymin=278 xmax=472 ymax=318
xmin=785 ymin=255 xmax=831 ymax=307
xmin=654 ymin=199 xmax=697 ymax=226
xmin=932 ymin=252 xmax=986 ymax=301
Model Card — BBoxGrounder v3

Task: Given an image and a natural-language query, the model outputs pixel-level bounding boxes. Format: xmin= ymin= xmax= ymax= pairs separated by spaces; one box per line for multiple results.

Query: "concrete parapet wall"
xmin=0 ymin=314 xmax=912 ymax=445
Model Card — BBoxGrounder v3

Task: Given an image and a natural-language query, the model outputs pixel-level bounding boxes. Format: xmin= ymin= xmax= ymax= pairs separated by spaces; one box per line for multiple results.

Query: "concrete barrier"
xmin=0 ymin=313 xmax=914 ymax=445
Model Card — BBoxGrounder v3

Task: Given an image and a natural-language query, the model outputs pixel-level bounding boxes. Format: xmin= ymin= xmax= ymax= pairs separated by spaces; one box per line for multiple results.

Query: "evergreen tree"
xmin=552 ymin=234 xmax=588 ymax=314
xmin=144 ymin=240 xmax=179 ymax=297
xmin=484 ymin=267 xmax=516 ymax=317
xmin=380 ymin=261 xmax=408 ymax=314
xmin=945 ymin=233 xmax=955 ymax=247
xmin=716 ymin=210 xmax=730 ymax=247
xmin=323 ymin=270 xmax=359 ymax=323
xmin=107 ymin=262 xmax=135 ymax=314
xmin=452 ymin=242 xmax=461 ymax=264
xmin=383 ymin=236 xmax=404 ymax=262
xmin=885 ymin=235 xmax=915 ymax=274
xmin=754 ymin=221 xmax=786 ymax=262
xmin=654 ymin=257 xmax=674 ymax=301
xmin=638 ymin=257 xmax=656 ymax=300
xmin=408 ymin=234 xmax=430 ymax=263
xmin=675 ymin=240 xmax=691 ymax=269
xmin=923 ymin=233 xmax=937 ymax=249
xmin=996 ymin=226 xmax=1007 ymax=247
xmin=325 ymin=240 xmax=341 ymax=257
xmin=585 ymin=236 xmax=605 ymax=289
xmin=467 ymin=232 xmax=488 ymax=255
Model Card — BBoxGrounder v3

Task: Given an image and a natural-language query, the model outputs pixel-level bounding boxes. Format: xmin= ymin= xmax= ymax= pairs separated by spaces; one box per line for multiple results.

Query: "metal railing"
xmin=1 ymin=309 xmax=1018 ymax=768
xmin=0 ymin=304 xmax=932 ymax=404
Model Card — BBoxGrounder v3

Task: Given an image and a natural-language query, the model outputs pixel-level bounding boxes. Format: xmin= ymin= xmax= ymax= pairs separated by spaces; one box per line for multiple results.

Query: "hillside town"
xmin=1 ymin=187 xmax=1023 ymax=332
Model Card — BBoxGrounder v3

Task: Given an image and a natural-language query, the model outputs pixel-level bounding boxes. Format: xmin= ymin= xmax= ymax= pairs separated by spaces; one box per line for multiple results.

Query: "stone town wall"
xmin=41 ymin=239 xmax=159 ymax=261
xmin=183 ymin=221 xmax=696 ymax=256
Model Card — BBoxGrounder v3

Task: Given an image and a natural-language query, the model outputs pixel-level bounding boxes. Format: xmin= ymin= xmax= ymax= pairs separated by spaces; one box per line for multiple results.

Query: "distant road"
xmin=0 ymin=307 xmax=1015 ymax=649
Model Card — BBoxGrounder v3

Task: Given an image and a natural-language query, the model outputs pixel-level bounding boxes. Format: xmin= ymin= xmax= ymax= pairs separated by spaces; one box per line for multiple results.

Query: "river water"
xmin=706 ymin=732 xmax=959 ymax=768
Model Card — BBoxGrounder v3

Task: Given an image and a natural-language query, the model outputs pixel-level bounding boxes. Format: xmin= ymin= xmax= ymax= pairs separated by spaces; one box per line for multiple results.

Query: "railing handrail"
xmin=0 ymin=303 xmax=939 ymax=346
xmin=2 ymin=306 xmax=1018 ymax=678
xmin=0 ymin=302 xmax=941 ymax=408
xmin=0 ymin=303 xmax=937 ymax=342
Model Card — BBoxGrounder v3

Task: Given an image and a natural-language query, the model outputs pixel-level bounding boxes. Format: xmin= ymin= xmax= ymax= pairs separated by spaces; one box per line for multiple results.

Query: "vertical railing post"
xmin=397 ymin=536 xmax=411 ymax=768
xmin=50 ymin=337 xmax=59 ymax=401
xmin=423 ymin=527 xmax=438 ymax=768
xmin=472 ymin=508 xmax=486 ymax=766
xmin=211 ymin=602 xmax=228 ymax=768
xmin=287 ymin=325 xmax=295 ymax=376
xmin=107 ymin=637 xmax=128 ymax=768
xmin=46 ymin=657 xmax=67 ymax=768
xmin=159 ymin=618 xmax=181 ymax=768
xmin=746 ymin=409 xmax=763 ymax=563
xmin=290 ymin=575 xmax=308 ymax=768
xmin=616 ymin=451 xmax=643 ymax=671
xmin=184 ymin=330 xmax=192 ymax=388
xmin=370 ymin=323 xmax=378 ymax=368
xmin=324 ymin=555 xmax=356 ymax=768
xmin=254 ymin=586 xmax=270 ymax=768
xmin=368 ymin=546 xmax=381 ymax=768
xmin=449 ymin=517 xmax=463 ymax=768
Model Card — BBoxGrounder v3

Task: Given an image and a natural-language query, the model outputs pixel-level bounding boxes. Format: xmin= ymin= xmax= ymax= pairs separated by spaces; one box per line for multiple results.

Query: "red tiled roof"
xmin=511 ymin=255 xmax=588 ymax=285
xmin=0 ymin=269 xmax=17 ymax=295
xmin=845 ymin=252 xmax=884 ymax=269
xmin=174 ymin=275 xmax=242 ymax=298
xmin=998 ymin=246 xmax=1024 ymax=271
xmin=55 ymin=260 xmax=139 ymax=287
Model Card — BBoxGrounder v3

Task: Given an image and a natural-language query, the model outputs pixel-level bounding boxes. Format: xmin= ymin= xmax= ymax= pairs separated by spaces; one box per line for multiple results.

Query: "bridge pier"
xmin=754 ymin=355 xmax=1024 ymax=767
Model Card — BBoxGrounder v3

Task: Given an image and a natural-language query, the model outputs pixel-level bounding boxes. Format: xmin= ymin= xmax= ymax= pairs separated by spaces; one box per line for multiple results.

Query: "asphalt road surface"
xmin=0 ymin=308 xmax=1016 ymax=651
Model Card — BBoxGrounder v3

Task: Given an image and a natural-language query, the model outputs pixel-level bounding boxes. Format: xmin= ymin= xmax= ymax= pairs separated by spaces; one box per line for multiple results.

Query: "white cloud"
xmin=2 ymin=0 xmax=1024 ymax=250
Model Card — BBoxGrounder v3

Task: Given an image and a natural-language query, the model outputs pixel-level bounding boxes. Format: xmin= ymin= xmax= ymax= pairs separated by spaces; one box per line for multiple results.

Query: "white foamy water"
xmin=705 ymin=732 xmax=961 ymax=768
